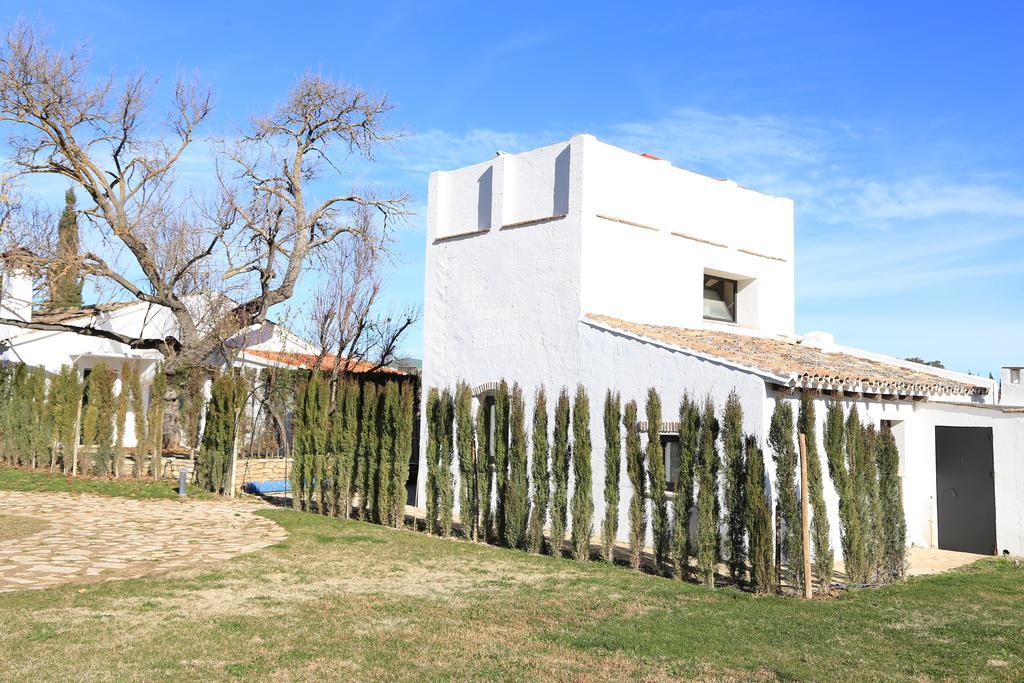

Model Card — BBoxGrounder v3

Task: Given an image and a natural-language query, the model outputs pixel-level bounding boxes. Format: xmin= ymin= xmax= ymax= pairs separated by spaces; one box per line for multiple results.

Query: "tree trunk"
xmin=163 ymin=381 xmax=181 ymax=451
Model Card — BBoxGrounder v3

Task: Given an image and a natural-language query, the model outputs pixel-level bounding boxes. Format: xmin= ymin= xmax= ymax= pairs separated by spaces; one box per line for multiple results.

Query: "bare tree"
xmin=308 ymin=206 xmax=419 ymax=381
xmin=0 ymin=22 xmax=408 ymax=437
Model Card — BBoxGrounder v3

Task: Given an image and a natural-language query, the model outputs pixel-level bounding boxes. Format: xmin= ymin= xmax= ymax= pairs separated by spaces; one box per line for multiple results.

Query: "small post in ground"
xmin=799 ymin=433 xmax=812 ymax=598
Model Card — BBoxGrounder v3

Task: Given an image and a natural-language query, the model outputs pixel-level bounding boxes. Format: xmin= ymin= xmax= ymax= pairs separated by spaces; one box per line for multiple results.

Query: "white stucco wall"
xmin=421 ymin=133 xmax=1024 ymax=558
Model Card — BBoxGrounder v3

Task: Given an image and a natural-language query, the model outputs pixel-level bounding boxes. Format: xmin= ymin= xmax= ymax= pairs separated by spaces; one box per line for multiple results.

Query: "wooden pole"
xmin=799 ymin=433 xmax=812 ymax=598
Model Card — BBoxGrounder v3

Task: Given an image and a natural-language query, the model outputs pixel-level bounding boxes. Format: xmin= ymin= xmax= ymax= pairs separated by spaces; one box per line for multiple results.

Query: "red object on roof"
xmin=640 ymin=153 xmax=663 ymax=160
xmin=242 ymin=348 xmax=405 ymax=374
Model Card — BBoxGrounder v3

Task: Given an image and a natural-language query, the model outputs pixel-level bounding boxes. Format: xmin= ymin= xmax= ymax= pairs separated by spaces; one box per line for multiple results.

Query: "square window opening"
xmin=662 ymin=434 xmax=681 ymax=492
xmin=703 ymin=275 xmax=737 ymax=323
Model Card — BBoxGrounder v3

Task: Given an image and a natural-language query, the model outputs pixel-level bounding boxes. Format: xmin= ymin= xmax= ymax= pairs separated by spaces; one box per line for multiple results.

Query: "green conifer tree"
xmin=798 ymin=393 xmax=833 ymax=591
xmin=50 ymin=364 xmax=82 ymax=474
xmin=672 ymin=393 xmax=699 ymax=578
xmin=392 ymin=381 xmax=415 ymax=527
xmin=48 ymin=188 xmax=83 ymax=308
xmin=695 ymin=396 xmax=720 ymax=587
xmin=439 ymin=388 xmax=456 ymax=536
xmin=456 ymin=382 xmax=477 ymax=539
xmin=878 ymin=423 xmax=906 ymax=580
xmin=601 ymin=389 xmax=621 ymax=562
xmin=744 ymin=435 xmax=775 ymax=594
xmin=113 ymin=366 xmax=130 ymax=477
xmin=91 ymin=363 xmax=115 ymax=476
xmin=861 ymin=424 xmax=884 ymax=583
xmin=769 ymin=398 xmax=801 ymax=592
xmin=623 ymin=400 xmax=646 ymax=570
xmin=570 ymin=384 xmax=593 ymax=562
xmin=356 ymin=382 xmax=380 ymax=520
xmin=377 ymin=381 xmax=398 ymax=523
xmin=493 ymin=380 xmax=510 ymax=544
xmin=127 ymin=364 xmax=145 ymax=477
xmin=475 ymin=400 xmax=490 ymax=541
xmin=424 ymin=387 xmax=441 ymax=533
xmin=840 ymin=405 xmax=867 ymax=584
xmin=197 ymin=371 xmax=241 ymax=494
xmin=645 ymin=389 xmax=668 ymax=569
xmin=527 ymin=387 xmax=549 ymax=553
xmin=334 ymin=378 xmax=360 ymax=517
xmin=549 ymin=387 xmax=571 ymax=557
xmin=147 ymin=369 xmax=167 ymax=479
xmin=722 ymin=390 xmax=746 ymax=583
xmin=505 ymin=382 xmax=529 ymax=549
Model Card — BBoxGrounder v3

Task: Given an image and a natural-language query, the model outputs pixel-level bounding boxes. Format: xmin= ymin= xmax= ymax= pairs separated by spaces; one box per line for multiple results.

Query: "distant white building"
xmin=0 ymin=260 xmax=321 ymax=449
xmin=421 ymin=134 xmax=1024 ymax=558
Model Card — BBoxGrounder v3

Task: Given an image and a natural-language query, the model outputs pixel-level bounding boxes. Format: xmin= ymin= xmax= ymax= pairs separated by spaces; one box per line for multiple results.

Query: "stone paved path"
xmin=0 ymin=491 xmax=287 ymax=592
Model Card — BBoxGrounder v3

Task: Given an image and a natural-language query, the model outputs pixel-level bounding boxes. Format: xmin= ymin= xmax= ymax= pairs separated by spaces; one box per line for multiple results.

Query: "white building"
xmin=0 ymin=259 xmax=321 ymax=449
xmin=421 ymin=134 xmax=1024 ymax=558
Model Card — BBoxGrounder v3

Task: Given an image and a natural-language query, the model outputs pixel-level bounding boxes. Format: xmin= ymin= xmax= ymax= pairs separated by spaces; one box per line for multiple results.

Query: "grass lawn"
xmin=0 ymin=464 xmax=211 ymax=500
xmin=1 ymin=473 xmax=1021 ymax=680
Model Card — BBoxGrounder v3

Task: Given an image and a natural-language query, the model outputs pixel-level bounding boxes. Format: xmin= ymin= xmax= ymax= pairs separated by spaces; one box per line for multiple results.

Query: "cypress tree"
xmin=841 ymin=405 xmax=867 ymax=584
xmin=113 ymin=365 xmax=131 ymax=477
xmin=878 ymin=423 xmax=906 ymax=580
xmin=769 ymin=398 xmax=801 ymax=592
xmin=798 ymin=393 xmax=833 ymax=591
xmin=475 ymin=400 xmax=490 ymax=542
xmin=48 ymin=188 xmax=83 ymax=308
xmin=393 ymin=382 xmax=415 ymax=527
xmin=456 ymin=382 xmax=477 ymax=539
xmin=147 ymin=369 xmax=167 ymax=479
xmin=722 ymin=390 xmax=746 ymax=583
xmin=178 ymin=369 xmax=205 ymax=459
xmin=356 ymin=382 xmax=380 ymax=520
xmin=505 ymin=383 xmax=529 ymax=548
xmin=624 ymin=400 xmax=645 ymax=570
xmin=439 ymin=388 xmax=456 ymax=536
xmin=79 ymin=374 xmax=97 ymax=475
xmin=377 ymin=381 xmax=398 ymax=523
xmin=90 ymin=363 xmax=115 ymax=476
xmin=424 ymin=387 xmax=441 ymax=533
xmin=861 ymin=424 xmax=884 ymax=583
xmin=527 ymin=387 xmax=549 ymax=553
xmin=127 ymin=364 xmax=145 ymax=477
xmin=672 ymin=393 xmax=699 ymax=578
xmin=601 ymin=389 xmax=621 ymax=562
xmin=493 ymin=380 xmax=510 ymax=544
xmin=570 ymin=384 xmax=593 ymax=562
xmin=28 ymin=366 xmax=50 ymax=469
xmin=335 ymin=378 xmax=360 ymax=518
xmin=695 ymin=396 xmax=719 ymax=587
xmin=549 ymin=387 xmax=571 ymax=557
xmin=645 ymin=388 xmax=668 ymax=569
xmin=744 ymin=435 xmax=775 ymax=594
xmin=50 ymin=364 xmax=82 ymax=474
xmin=197 ymin=371 xmax=241 ymax=494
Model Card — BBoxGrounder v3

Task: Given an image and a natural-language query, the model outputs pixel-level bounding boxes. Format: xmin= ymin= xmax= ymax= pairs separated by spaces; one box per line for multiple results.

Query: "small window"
xmin=703 ymin=275 xmax=737 ymax=323
xmin=662 ymin=434 xmax=681 ymax=492
xmin=1012 ymin=369 xmax=1021 ymax=384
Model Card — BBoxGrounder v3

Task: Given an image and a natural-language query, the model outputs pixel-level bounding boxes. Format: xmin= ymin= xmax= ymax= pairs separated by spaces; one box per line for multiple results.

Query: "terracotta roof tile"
xmin=586 ymin=314 xmax=984 ymax=397
xmin=242 ymin=349 xmax=405 ymax=375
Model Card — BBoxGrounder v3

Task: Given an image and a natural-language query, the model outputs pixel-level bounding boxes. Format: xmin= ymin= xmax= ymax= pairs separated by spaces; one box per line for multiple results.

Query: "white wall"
xmin=580 ymin=137 xmax=795 ymax=337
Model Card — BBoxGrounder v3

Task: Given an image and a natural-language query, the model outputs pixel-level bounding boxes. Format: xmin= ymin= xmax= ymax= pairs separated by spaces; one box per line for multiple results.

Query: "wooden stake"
xmin=799 ymin=433 xmax=812 ymax=598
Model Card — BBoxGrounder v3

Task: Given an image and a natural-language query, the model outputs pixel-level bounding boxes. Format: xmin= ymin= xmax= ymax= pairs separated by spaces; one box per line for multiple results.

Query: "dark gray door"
xmin=935 ymin=426 xmax=996 ymax=555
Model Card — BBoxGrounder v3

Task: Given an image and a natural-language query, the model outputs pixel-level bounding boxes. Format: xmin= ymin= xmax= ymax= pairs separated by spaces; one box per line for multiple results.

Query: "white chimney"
xmin=1000 ymin=367 xmax=1024 ymax=407
xmin=0 ymin=250 xmax=33 ymax=325
xmin=799 ymin=330 xmax=835 ymax=352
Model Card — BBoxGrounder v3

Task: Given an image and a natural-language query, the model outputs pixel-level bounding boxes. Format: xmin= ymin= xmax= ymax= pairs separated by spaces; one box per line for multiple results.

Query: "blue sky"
xmin=10 ymin=1 xmax=1024 ymax=376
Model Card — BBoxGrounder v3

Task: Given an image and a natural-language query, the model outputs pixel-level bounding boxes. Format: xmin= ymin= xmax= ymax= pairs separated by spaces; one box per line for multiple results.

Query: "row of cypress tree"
xmin=769 ymin=394 xmax=906 ymax=592
xmin=278 ymin=372 xmax=415 ymax=525
xmin=422 ymin=381 xmax=906 ymax=594
xmin=0 ymin=360 xmax=164 ymax=477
